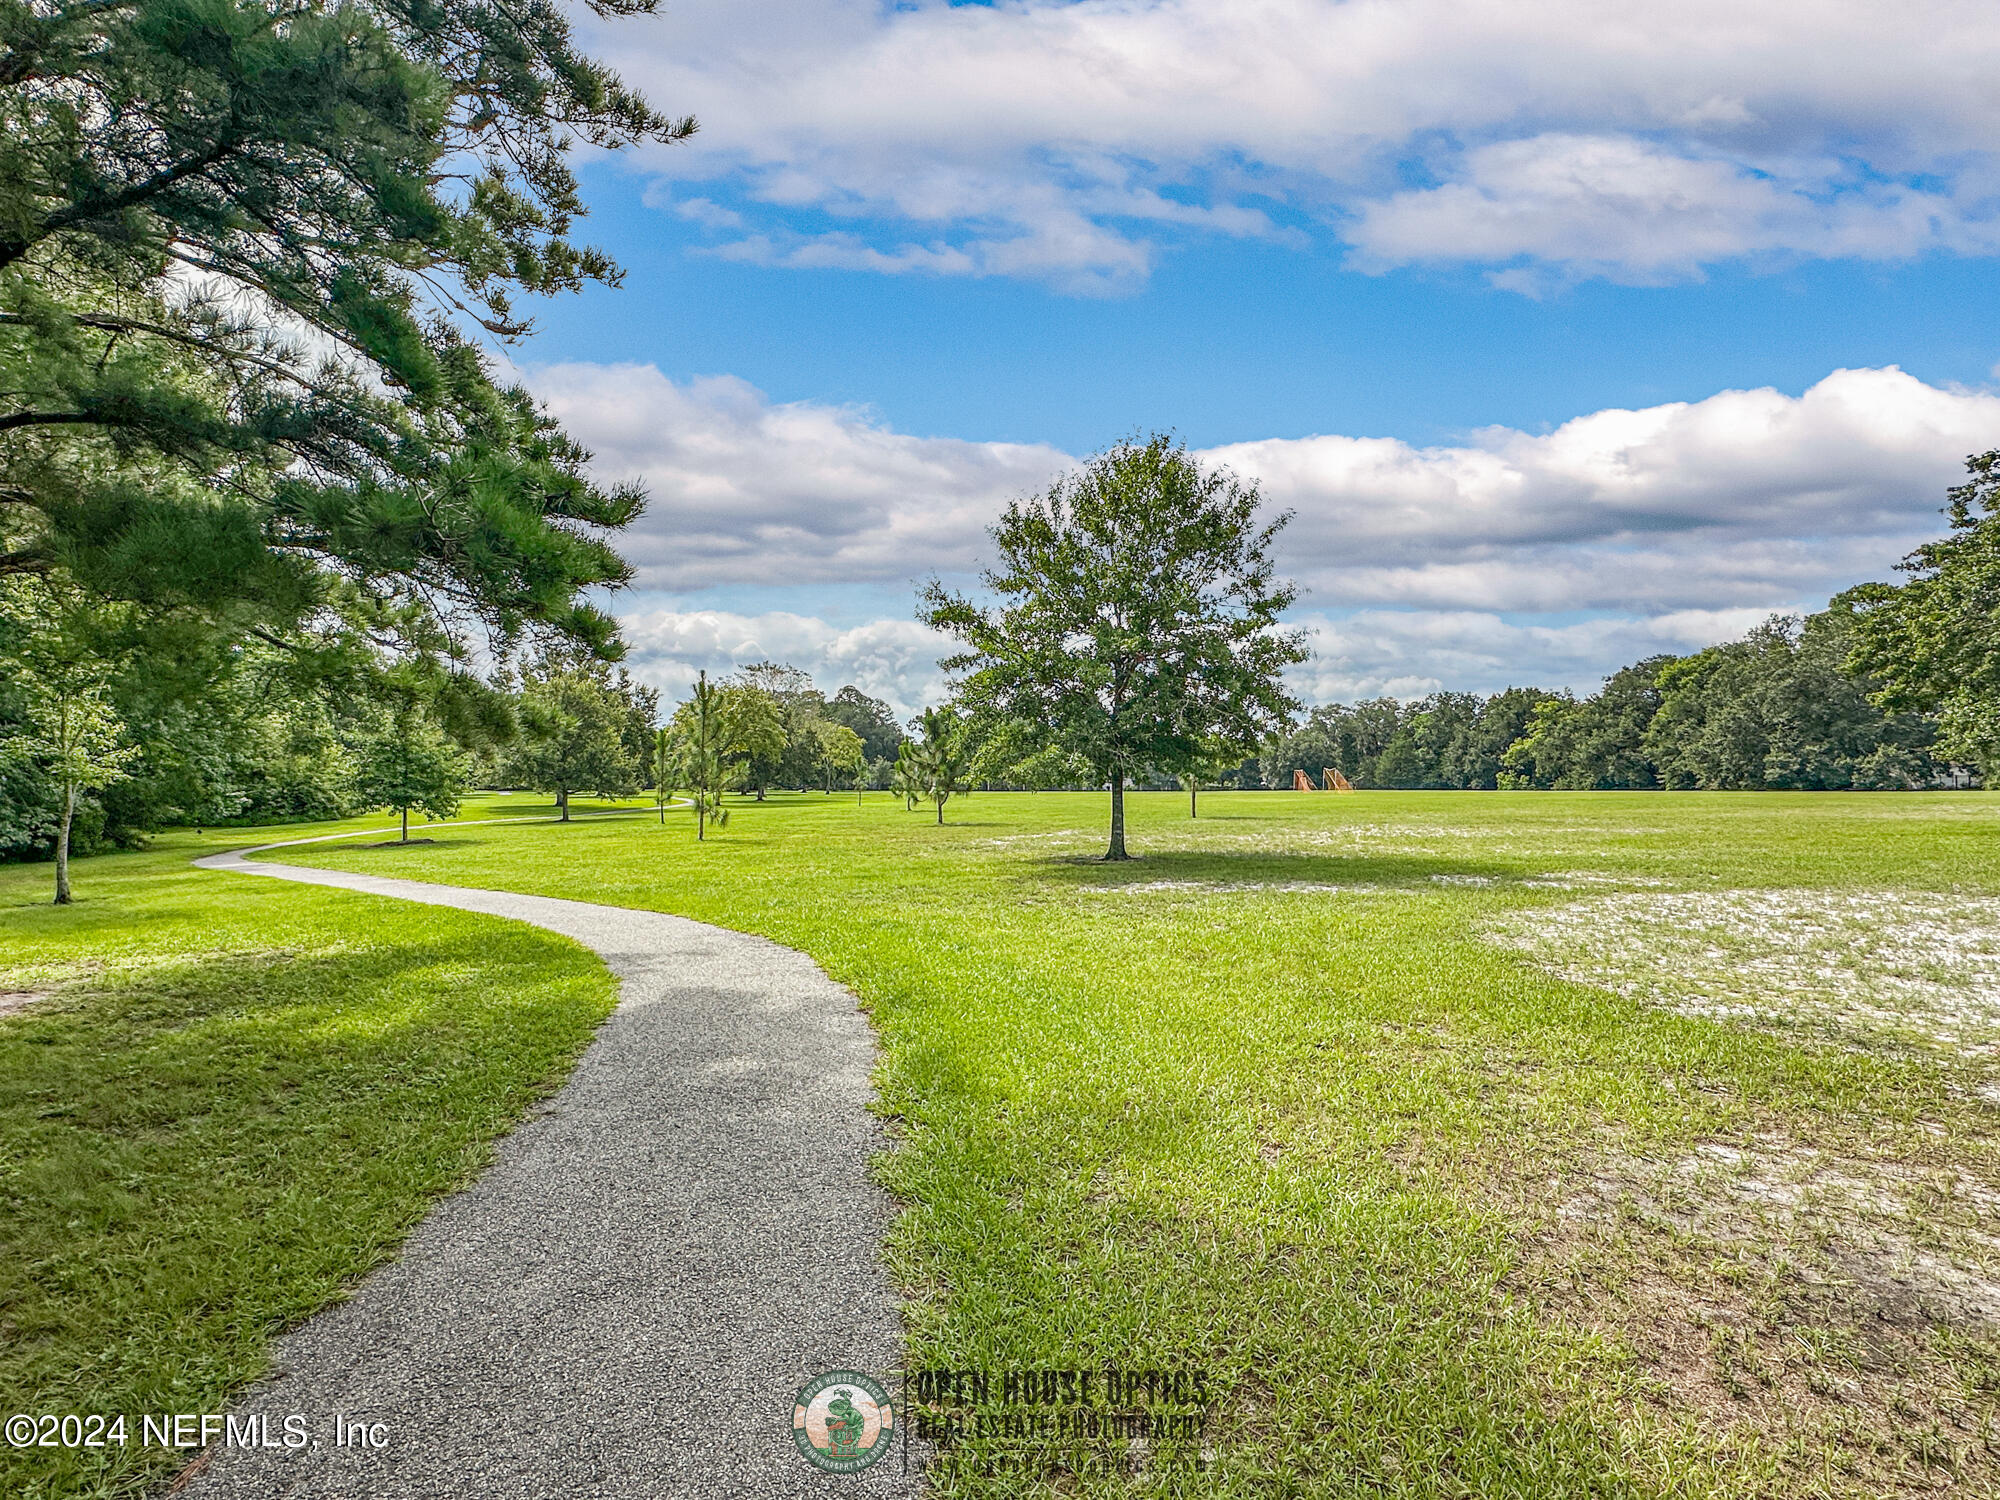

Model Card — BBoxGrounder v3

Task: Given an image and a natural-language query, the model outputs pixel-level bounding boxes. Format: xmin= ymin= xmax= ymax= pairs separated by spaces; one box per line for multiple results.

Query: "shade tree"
xmin=0 ymin=581 xmax=139 ymax=901
xmin=822 ymin=686 xmax=903 ymax=763
xmin=506 ymin=653 xmax=644 ymax=819
xmin=923 ymin=435 xmax=1305 ymax=859
xmin=814 ymin=721 xmax=867 ymax=799
xmin=354 ymin=701 xmax=469 ymax=844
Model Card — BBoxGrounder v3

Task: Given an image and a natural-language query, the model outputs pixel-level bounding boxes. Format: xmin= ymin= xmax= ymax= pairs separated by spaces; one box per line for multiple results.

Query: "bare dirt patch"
xmin=0 ymin=990 xmax=50 ymax=1018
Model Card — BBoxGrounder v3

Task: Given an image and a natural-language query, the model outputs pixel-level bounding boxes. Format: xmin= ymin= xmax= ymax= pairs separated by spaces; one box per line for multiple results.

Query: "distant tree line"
xmin=0 ymin=638 xmax=922 ymax=862
xmin=1256 ymin=605 xmax=1943 ymax=792
xmin=943 ymin=602 xmax=1956 ymax=796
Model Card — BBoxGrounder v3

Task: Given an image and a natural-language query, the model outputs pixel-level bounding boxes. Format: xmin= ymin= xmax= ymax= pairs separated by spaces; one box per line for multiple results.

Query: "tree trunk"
xmin=1105 ymin=773 xmax=1130 ymax=860
xmin=1190 ymin=781 xmax=1198 ymax=818
xmin=53 ymin=783 xmax=74 ymax=904
xmin=401 ymin=805 xmax=409 ymax=843
xmin=697 ymin=803 xmax=705 ymax=841
xmin=935 ymin=797 xmax=943 ymax=825
xmin=558 ymin=788 xmax=569 ymax=822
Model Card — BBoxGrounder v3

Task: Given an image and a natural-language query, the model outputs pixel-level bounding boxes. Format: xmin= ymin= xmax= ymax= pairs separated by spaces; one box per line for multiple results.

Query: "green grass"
xmin=9 ymin=789 xmax=2000 ymax=1496
xmin=265 ymin=788 xmax=2000 ymax=1497
xmin=0 ymin=795 xmax=623 ymax=1499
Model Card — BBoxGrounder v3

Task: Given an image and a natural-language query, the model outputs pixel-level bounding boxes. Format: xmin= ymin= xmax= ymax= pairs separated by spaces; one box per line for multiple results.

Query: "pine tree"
xmin=889 ymin=742 xmax=923 ymax=811
xmin=669 ymin=671 xmax=734 ymax=841
xmin=1 ymin=0 xmax=690 ymax=662
xmin=910 ymin=707 xmax=965 ymax=825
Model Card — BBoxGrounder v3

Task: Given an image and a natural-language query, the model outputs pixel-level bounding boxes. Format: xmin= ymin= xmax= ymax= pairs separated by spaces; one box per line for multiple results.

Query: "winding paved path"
xmin=177 ymin=831 xmax=916 ymax=1499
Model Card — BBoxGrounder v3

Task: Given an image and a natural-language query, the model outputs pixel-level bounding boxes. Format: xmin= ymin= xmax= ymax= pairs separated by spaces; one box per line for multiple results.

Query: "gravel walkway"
xmin=176 ymin=835 xmax=916 ymax=1499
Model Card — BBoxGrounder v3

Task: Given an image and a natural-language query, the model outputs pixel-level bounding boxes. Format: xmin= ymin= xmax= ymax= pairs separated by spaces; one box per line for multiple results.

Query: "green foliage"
xmin=812 ymin=719 xmax=867 ymax=795
xmin=1264 ymin=689 xmax=1551 ymax=791
xmin=1500 ymin=659 xmax=1671 ymax=790
xmin=724 ymin=661 xmax=829 ymax=796
xmin=1261 ymin=696 xmax=1401 ymax=790
xmin=889 ymin=741 xmax=924 ymax=810
xmin=650 ymin=726 xmax=677 ymax=823
xmin=821 ymin=685 xmax=903 ymax=762
xmin=0 ymin=0 xmax=685 ymax=662
xmin=505 ymin=653 xmax=644 ymax=817
xmin=923 ymin=434 xmax=1306 ymax=858
xmin=908 ymin=706 xmax=966 ymax=824
xmin=663 ymin=670 xmax=740 ymax=839
xmin=353 ymin=703 xmax=470 ymax=842
xmin=727 ymin=688 xmax=788 ymax=768
xmin=1648 ymin=612 xmax=1934 ymax=790
xmin=1849 ymin=451 xmax=2000 ymax=775
xmin=1255 ymin=607 xmax=1938 ymax=795
xmin=0 ymin=580 xmax=140 ymax=899
xmin=959 ymin=709 xmax=1094 ymax=790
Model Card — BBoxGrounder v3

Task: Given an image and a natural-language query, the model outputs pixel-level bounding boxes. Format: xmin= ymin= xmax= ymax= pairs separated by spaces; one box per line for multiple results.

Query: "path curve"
xmin=176 ymin=830 xmax=915 ymax=1499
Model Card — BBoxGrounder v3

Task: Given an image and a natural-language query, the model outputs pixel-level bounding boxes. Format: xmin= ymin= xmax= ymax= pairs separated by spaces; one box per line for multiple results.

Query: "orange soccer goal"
xmin=1293 ymin=769 xmax=1317 ymax=791
xmin=1324 ymin=768 xmax=1354 ymax=792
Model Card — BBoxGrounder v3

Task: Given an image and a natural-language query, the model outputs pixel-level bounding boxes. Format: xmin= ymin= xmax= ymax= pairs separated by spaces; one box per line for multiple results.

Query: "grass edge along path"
xmin=0 ymin=800 xmax=624 ymax=1500
xmin=265 ymin=788 xmax=2000 ymax=1498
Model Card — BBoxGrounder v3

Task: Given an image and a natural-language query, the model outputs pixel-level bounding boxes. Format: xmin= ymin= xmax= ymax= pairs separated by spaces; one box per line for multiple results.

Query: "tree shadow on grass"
xmin=1026 ymin=848 xmax=1521 ymax=891
xmin=303 ymin=836 xmax=485 ymax=853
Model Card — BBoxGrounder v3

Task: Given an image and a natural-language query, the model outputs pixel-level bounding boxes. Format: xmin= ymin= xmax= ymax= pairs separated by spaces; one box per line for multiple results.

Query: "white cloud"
xmin=598 ymin=0 xmax=2000 ymax=288
xmin=523 ymin=361 xmax=1070 ymax=589
xmin=537 ymin=359 xmax=2000 ymax=708
xmin=1216 ymin=364 xmax=2000 ymax=608
xmin=670 ymin=196 xmax=744 ymax=231
xmin=537 ymin=360 xmax=1998 ymax=610
xmin=618 ymin=609 xmax=950 ymax=720
xmin=1347 ymin=134 xmax=1987 ymax=285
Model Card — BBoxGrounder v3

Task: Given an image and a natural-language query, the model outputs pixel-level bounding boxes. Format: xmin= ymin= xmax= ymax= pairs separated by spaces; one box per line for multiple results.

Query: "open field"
xmin=259 ymin=788 xmax=2000 ymax=1496
xmin=8 ymin=789 xmax=2000 ymax=1496
xmin=0 ymin=797 xmax=622 ymax=1500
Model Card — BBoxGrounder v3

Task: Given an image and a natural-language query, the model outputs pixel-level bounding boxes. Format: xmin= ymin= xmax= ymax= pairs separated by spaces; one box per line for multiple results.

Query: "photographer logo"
xmin=792 ymin=1370 xmax=894 ymax=1474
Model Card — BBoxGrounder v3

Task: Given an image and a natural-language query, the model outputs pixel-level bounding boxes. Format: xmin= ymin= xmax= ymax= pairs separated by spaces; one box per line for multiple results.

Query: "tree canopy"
xmin=923 ymin=434 xmax=1306 ymax=858
xmin=1848 ymin=451 xmax=2000 ymax=776
xmin=505 ymin=653 xmax=647 ymax=818
xmin=0 ymin=0 xmax=687 ymax=667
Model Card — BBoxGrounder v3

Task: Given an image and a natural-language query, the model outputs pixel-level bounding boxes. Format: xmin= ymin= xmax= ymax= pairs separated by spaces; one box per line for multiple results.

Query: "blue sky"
xmin=544 ymin=177 xmax=2000 ymax=452
xmin=510 ymin=0 xmax=2000 ymax=716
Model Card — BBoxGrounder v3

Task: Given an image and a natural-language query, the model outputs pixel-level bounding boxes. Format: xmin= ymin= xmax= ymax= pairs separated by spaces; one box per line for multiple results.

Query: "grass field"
xmin=257 ymin=788 xmax=2000 ymax=1497
xmin=0 ymin=797 xmax=622 ymax=1500
xmin=7 ymin=789 xmax=2000 ymax=1496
